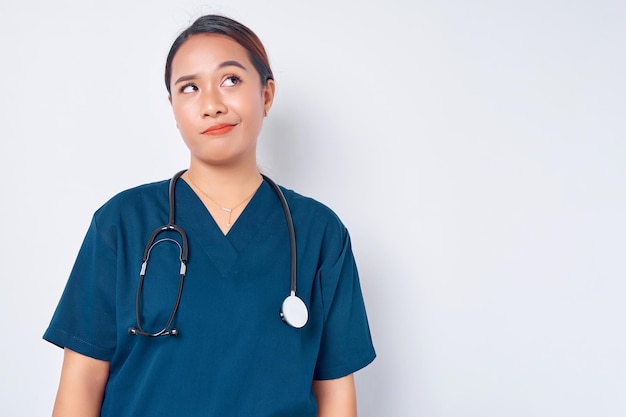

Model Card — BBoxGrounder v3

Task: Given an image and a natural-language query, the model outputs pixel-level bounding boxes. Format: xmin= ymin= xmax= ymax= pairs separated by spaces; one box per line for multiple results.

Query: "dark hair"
xmin=164 ymin=15 xmax=274 ymax=94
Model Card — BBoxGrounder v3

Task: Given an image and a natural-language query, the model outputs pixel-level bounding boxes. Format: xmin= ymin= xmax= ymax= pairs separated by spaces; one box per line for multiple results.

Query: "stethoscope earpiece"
xmin=128 ymin=326 xmax=180 ymax=337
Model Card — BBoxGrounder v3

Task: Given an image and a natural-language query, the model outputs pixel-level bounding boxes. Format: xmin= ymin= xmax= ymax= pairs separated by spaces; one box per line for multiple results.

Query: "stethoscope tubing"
xmin=261 ymin=174 xmax=298 ymax=296
xmin=129 ymin=170 xmax=307 ymax=337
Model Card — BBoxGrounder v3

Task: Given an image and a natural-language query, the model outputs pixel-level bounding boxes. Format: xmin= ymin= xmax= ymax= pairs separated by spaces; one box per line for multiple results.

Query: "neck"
xmin=183 ymin=162 xmax=263 ymax=207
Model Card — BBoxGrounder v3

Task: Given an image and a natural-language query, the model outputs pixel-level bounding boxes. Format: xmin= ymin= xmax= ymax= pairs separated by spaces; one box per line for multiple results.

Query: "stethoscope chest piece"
xmin=280 ymin=294 xmax=309 ymax=329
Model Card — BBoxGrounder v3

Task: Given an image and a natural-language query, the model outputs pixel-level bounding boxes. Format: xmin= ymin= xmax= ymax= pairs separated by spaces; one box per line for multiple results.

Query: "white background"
xmin=1 ymin=0 xmax=625 ymax=416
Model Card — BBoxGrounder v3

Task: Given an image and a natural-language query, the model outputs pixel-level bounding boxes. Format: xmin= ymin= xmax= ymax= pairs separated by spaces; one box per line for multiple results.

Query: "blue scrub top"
xmin=44 ymin=177 xmax=375 ymax=417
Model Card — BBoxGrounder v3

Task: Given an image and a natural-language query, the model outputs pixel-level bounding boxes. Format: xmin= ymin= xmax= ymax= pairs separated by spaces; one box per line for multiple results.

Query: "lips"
xmin=202 ymin=123 xmax=236 ymax=136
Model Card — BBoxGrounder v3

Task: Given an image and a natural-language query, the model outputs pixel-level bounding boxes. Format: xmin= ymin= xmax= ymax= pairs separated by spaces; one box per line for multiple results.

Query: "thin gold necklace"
xmin=187 ymin=175 xmax=260 ymax=228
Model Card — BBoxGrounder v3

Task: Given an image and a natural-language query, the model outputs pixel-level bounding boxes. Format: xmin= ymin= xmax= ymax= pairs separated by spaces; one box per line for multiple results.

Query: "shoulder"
xmin=92 ymin=179 xmax=170 ymax=226
xmin=102 ymin=179 xmax=169 ymax=208
xmin=279 ymin=185 xmax=350 ymax=248
xmin=281 ymin=186 xmax=342 ymax=223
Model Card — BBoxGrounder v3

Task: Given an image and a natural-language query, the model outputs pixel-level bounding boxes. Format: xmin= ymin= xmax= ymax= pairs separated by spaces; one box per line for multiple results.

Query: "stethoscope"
xmin=128 ymin=170 xmax=309 ymax=337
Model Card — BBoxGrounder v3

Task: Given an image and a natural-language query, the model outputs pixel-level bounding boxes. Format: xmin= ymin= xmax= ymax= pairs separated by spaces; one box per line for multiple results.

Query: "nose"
xmin=201 ymin=88 xmax=227 ymax=117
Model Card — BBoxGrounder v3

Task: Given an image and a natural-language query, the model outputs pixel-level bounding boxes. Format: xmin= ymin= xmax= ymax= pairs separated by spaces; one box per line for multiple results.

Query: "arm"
xmin=313 ymin=374 xmax=357 ymax=417
xmin=52 ymin=348 xmax=110 ymax=417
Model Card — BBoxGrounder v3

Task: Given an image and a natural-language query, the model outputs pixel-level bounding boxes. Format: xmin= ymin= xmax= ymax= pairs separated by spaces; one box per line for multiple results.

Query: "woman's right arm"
xmin=52 ymin=348 xmax=110 ymax=417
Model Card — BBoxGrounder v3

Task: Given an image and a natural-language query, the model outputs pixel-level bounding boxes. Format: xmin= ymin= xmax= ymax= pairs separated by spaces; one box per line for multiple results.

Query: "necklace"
xmin=187 ymin=174 xmax=260 ymax=227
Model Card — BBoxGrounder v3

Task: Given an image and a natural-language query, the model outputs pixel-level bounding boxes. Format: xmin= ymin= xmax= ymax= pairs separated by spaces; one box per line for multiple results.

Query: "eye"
xmin=221 ymin=75 xmax=241 ymax=87
xmin=179 ymin=83 xmax=197 ymax=94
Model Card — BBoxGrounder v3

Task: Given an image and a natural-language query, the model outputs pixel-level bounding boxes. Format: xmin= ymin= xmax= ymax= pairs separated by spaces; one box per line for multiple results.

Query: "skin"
xmin=51 ymin=348 xmax=108 ymax=416
xmin=50 ymin=33 xmax=358 ymax=417
xmin=168 ymin=34 xmax=274 ymax=234
xmin=314 ymin=375 xmax=358 ymax=417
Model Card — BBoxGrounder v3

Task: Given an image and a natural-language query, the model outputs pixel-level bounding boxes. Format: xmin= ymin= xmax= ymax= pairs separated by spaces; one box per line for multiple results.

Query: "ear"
xmin=167 ymin=95 xmax=178 ymax=128
xmin=262 ymin=79 xmax=276 ymax=116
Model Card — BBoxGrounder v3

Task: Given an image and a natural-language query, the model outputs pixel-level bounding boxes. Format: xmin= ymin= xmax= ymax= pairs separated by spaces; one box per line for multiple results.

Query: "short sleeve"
xmin=43 ymin=215 xmax=117 ymax=361
xmin=313 ymin=229 xmax=376 ymax=380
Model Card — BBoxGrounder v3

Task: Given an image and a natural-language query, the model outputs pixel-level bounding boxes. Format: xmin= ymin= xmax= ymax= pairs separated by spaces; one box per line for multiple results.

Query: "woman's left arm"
xmin=313 ymin=374 xmax=357 ymax=417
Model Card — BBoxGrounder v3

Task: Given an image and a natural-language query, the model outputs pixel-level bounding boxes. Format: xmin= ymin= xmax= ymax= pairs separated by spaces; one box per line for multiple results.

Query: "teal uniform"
xmin=44 ymin=178 xmax=375 ymax=417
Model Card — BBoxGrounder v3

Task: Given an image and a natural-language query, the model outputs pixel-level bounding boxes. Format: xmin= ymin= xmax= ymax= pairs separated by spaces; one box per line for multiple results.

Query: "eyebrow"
xmin=219 ymin=60 xmax=248 ymax=71
xmin=173 ymin=60 xmax=248 ymax=85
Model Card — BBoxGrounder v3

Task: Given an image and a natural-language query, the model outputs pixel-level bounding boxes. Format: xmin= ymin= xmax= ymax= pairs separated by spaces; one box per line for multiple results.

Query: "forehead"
xmin=171 ymin=34 xmax=251 ymax=74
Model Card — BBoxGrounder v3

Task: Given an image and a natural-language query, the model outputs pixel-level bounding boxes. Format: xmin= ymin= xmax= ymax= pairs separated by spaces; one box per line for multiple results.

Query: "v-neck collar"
xmin=176 ymin=179 xmax=278 ymax=277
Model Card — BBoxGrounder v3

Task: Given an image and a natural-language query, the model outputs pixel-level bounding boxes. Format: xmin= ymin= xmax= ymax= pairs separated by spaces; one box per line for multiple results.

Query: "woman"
xmin=45 ymin=14 xmax=375 ymax=417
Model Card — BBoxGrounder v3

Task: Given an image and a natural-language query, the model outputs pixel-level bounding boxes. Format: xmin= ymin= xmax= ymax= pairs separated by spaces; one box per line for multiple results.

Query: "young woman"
xmin=45 ymin=14 xmax=375 ymax=417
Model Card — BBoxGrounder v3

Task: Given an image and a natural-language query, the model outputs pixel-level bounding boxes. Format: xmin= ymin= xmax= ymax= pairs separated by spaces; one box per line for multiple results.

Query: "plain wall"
xmin=0 ymin=0 xmax=624 ymax=415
